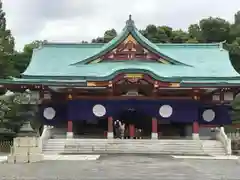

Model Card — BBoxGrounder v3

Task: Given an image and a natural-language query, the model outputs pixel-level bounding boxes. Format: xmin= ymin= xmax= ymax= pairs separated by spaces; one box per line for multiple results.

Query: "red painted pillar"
xmin=107 ymin=117 xmax=113 ymax=139
xmin=152 ymin=118 xmax=158 ymax=133
xmin=192 ymin=121 xmax=199 ymax=139
xmin=151 ymin=118 xmax=158 ymax=139
xmin=67 ymin=120 xmax=73 ymax=138
xmin=67 ymin=94 xmax=73 ymax=139
xmin=129 ymin=124 xmax=135 ymax=139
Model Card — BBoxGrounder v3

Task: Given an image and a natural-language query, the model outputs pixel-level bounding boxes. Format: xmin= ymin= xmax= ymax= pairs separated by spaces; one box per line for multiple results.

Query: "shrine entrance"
xmin=117 ymin=108 xmax=152 ymax=139
xmin=73 ymin=118 xmax=107 ymax=139
xmin=116 ymin=108 xmax=189 ymax=139
xmin=160 ymin=123 xmax=189 ymax=139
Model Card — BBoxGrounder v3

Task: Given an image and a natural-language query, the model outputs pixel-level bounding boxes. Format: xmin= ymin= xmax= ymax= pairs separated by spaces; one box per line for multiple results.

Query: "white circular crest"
xmin=43 ymin=107 xmax=56 ymax=120
xmin=92 ymin=104 xmax=106 ymax=117
xmin=202 ymin=109 xmax=215 ymax=122
xmin=159 ymin=105 xmax=173 ymax=118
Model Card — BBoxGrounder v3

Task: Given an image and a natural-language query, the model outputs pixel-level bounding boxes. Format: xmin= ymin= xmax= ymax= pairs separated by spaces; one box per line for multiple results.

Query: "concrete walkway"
xmin=0 ymin=154 xmax=100 ymax=162
xmin=44 ymin=154 xmax=100 ymax=161
xmin=1 ymin=154 xmax=238 ymax=162
xmin=1 ymin=155 xmax=240 ymax=179
xmin=172 ymin=155 xmax=239 ymax=160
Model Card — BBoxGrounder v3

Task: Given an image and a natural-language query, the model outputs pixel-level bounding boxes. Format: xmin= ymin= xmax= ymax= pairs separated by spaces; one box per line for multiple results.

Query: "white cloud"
xmin=2 ymin=0 xmax=240 ymax=51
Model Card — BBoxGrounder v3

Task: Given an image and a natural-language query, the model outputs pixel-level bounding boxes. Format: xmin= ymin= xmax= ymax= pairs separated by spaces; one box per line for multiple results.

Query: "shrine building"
xmin=0 ymin=15 xmax=239 ymax=140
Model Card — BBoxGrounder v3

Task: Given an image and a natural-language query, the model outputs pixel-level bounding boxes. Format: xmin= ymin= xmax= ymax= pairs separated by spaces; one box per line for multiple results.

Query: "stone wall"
xmin=7 ymin=137 xmax=43 ymax=163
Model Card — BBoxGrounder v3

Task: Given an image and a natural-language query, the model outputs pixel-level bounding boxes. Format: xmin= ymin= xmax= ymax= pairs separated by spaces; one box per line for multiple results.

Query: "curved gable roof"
xmin=71 ymin=15 xmax=189 ymax=66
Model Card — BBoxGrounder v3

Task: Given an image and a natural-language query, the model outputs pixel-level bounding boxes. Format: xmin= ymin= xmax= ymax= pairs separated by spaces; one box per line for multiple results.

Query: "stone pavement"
xmin=0 ymin=155 xmax=239 ymax=179
xmin=44 ymin=154 xmax=100 ymax=161
xmin=0 ymin=154 xmax=101 ymax=162
xmin=172 ymin=155 xmax=239 ymax=160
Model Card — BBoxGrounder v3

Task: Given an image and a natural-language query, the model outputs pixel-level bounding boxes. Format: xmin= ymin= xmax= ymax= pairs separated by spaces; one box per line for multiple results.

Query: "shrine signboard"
xmin=124 ymin=74 xmax=143 ymax=83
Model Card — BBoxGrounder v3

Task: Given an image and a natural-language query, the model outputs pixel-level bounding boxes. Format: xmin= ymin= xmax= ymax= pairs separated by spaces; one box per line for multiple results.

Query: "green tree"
xmin=159 ymin=26 xmax=173 ymax=39
xmin=234 ymin=11 xmax=240 ymax=25
xmin=92 ymin=37 xmax=104 ymax=43
xmin=13 ymin=40 xmax=45 ymax=74
xmin=0 ymin=1 xmax=16 ymax=79
xmin=23 ymin=40 xmax=44 ymax=55
xmin=0 ymin=91 xmax=40 ymax=136
xmin=186 ymin=38 xmax=199 ymax=43
xmin=188 ymin=24 xmax=202 ymax=42
xmin=226 ymin=38 xmax=240 ymax=72
xmin=91 ymin=29 xmax=117 ymax=43
xmin=142 ymin=25 xmax=159 ymax=43
xmin=141 ymin=25 xmax=169 ymax=43
xmin=81 ymin=41 xmax=88 ymax=43
xmin=231 ymin=94 xmax=240 ymax=124
xmin=103 ymin=29 xmax=117 ymax=43
xmin=171 ymin=30 xmax=189 ymax=43
xmin=0 ymin=92 xmax=24 ymax=135
xmin=199 ymin=17 xmax=230 ymax=43
xmin=156 ymin=27 xmax=170 ymax=43
xmin=229 ymin=24 xmax=240 ymax=43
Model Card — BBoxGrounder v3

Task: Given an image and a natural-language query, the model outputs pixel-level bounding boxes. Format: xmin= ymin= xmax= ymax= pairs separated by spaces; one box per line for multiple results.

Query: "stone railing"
xmin=216 ymin=127 xmax=232 ymax=155
xmin=227 ymin=131 xmax=240 ymax=140
xmin=227 ymin=131 xmax=240 ymax=155
xmin=0 ymin=140 xmax=13 ymax=153
xmin=39 ymin=125 xmax=53 ymax=152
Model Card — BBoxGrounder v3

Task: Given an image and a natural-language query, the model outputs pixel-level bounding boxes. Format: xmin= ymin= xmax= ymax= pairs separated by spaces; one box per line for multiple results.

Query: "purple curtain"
xmin=40 ymin=99 xmax=232 ymax=125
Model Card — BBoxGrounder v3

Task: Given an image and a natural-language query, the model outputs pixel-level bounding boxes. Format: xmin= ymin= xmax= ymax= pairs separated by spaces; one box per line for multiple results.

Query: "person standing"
xmin=114 ymin=120 xmax=121 ymax=138
xmin=119 ymin=122 xmax=125 ymax=139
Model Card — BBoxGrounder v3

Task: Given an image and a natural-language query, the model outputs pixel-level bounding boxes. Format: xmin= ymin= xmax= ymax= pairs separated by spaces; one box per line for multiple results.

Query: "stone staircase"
xmin=201 ymin=140 xmax=226 ymax=156
xmin=43 ymin=139 xmax=227 ymax=156
xmin=43 ymin=139 xmax=65 ymax=154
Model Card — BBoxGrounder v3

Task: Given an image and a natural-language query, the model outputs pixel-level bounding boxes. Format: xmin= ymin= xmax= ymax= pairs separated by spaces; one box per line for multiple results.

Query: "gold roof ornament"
xmin=68 ymin=94 xmax=72 ymax=100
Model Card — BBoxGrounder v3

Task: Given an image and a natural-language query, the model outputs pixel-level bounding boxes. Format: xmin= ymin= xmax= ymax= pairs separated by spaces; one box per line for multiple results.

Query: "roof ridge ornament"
xmin=126 ymin=14 xmax=135 ymax=30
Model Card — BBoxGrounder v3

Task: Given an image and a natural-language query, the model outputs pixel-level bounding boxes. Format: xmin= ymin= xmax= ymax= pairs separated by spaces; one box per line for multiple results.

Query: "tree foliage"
xmin=0 ymin=2 xmax=16 ymax=79
xmin=13 ymin=40 xmax=45 ymax=74
xmin=0 ymin=91 xmax=39 ymax=136
xmin=199 ymin=17 xmax=230 ymax=43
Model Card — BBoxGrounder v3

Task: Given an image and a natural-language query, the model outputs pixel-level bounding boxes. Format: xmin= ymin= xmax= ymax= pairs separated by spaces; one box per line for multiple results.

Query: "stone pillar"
xmin=192 ymin=121 xmax=199 ymax=140
xmin=67 ymin=120 xmax=73 ymax=139
xmin=129 ymin=124 xmax=135 ymax=139
xmin=107 ymin=117 xmax=114 ymax=139
xmin=151 ymin=118 xmax=158 ymax=139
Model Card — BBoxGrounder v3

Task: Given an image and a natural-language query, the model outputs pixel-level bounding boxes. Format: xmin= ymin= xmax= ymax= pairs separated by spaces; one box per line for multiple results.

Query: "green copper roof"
xmin=22 ymin=43 xmax=239 ymax=79
xmin=0 ymin=78 xmax=86 ymax=86
xmin=19 ymin=16 xmax=240 ymax=85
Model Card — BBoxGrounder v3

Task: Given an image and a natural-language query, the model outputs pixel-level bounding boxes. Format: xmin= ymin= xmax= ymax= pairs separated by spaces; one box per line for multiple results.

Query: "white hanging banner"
xmin=159 ymin=105 xmax=173 ymax=118
xmin=43 ymin=107 xmax=56 ymax=120
xmin=92 ymin=104 xmax=106 ymax=117
xmin=202 ymin=109 xmax=215 ymax=122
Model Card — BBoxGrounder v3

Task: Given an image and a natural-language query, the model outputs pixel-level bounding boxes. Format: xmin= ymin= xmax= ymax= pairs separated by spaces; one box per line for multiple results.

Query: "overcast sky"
xmin=2 ymin=0 xmax=240 ymax=51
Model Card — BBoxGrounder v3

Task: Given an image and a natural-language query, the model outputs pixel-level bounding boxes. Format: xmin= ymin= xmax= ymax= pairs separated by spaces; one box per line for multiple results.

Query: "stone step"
xmin=62 ymin=146 xmax=201 ymax=150
xmin=203 ymin=147 xmax=225 ymax=150
xmin=42 ymin=139 xmax=226 ymax=156
xmin=48 ymin=139 xmax=200 ymax=142
xmin=61 ymin=142 xmax=201 ymax=145
xmin=203 ymin=149 xmax=225 ymax=152
xmin=44 ymin=144 xmax=64 ymax=147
